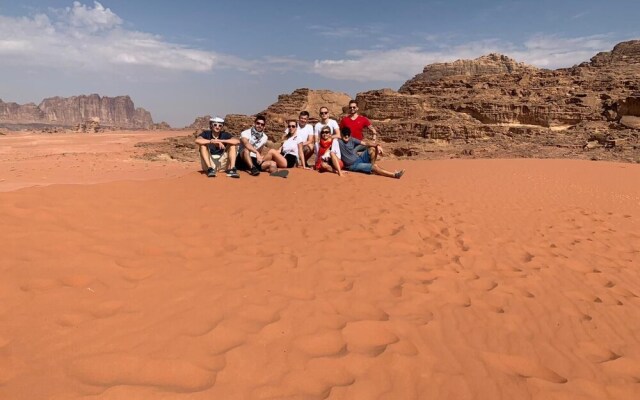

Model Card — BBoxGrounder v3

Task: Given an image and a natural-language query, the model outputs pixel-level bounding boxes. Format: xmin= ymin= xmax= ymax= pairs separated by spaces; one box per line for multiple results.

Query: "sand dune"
xmin=1 ymin=132 xmax=639 ymax=399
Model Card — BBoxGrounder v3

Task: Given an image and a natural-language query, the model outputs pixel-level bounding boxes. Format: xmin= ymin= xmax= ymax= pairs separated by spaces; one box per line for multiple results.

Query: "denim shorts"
xmin=347 ymin=149 xmax=373 ymax=174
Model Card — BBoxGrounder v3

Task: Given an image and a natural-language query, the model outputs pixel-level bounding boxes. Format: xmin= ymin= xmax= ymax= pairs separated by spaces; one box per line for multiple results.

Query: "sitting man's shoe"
xmin=226 ymin=167 xmax=240 ymax=178
xmin=249 ymin=166 xmax=261 ymax=176
xmin=206 ymin=167 xmax=217 ymax=178
xmin=394 ymin=169 xmax=405 ymax=179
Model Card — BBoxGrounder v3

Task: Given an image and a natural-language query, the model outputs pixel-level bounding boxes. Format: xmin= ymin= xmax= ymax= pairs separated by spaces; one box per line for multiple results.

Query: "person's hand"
xmin=256 ymin=153 xmax=263 ymax=163
xmin=377 ymin=145 xmax=384 ymax=156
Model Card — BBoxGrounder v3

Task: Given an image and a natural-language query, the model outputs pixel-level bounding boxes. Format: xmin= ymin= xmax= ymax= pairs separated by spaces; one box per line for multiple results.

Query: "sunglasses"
xmin=321 ymin=131 xmax=331 ymax=134
xmin=211 ymin=123 xmax=223 ymax=127
xmin=288 ymin=125 xmax=297 ymax=128
xmin=320 ymin=111 xmax=329 ymax=115
xmin=349 ymin=106 xmax=357 ymax=109
xmin=255 ymin=121 xmax=265 ymax=126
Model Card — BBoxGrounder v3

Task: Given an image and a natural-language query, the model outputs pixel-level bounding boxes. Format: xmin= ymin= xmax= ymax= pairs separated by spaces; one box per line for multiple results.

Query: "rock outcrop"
xmin=352 ymin=40 xmax=639 ymax=162
xmin=186 ymin=88 xmax=352 ymax=140
xmin=0 ymin=94 xmax=153 ymax=129
xmin=160 ymin=41 xmax=637 ymax=164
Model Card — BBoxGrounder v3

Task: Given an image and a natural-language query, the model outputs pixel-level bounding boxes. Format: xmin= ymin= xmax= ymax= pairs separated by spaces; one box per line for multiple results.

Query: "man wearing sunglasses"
xmin=314 ymin=106 xmax=340 ymax=156
xmin=195 ymin=116 xmax=240 ymax=178
xmin=237 ymin=115 xmax=279 ymax=176
xmin=339 ymin=100 xmax=378 ymax=142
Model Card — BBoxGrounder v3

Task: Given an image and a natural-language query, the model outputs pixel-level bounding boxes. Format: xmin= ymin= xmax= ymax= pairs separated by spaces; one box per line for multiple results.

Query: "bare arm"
xmin=240 ymin=137 xmax=262 ymax=158
xmin=367 ymin=124 xmax=378 ymax=141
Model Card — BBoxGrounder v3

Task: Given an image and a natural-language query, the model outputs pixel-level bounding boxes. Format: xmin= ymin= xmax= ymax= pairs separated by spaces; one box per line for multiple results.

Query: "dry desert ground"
xmin=1 ymin=131 xmax=639 ymax=399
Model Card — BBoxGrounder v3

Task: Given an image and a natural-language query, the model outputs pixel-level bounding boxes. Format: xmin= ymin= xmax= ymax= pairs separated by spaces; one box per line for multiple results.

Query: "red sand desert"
xmin=1 ymin=131 xmax=639 ymax=399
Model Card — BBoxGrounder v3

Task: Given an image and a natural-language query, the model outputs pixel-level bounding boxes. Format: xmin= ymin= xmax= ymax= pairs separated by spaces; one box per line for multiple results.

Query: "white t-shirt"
xmin=314 ymin=119 xmax=340 ymax=154
xmin=314 ymin=119 xmax=340 ymax=137
xmin=240 ymin=128 xmax=268 ymax=158
xmin=284 ymin=124 xmax=314 ymax=144
xmin=321 ymin=139 xmax=342 ymax=160
xmin=281 ymin=135 xmax=299 ymax=157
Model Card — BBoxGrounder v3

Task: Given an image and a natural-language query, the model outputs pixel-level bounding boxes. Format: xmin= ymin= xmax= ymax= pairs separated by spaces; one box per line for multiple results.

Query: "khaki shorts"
xmin=200 ymin=151 xmax=229 ymax=171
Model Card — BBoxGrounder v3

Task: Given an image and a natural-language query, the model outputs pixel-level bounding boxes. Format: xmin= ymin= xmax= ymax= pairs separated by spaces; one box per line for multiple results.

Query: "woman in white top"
xmin=263 ymin=120 xmax=299 ymax=168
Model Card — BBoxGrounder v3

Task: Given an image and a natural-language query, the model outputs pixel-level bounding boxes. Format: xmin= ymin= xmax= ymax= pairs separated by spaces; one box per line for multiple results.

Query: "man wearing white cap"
xmin=194 ymin=116 xmax=240 ymax=178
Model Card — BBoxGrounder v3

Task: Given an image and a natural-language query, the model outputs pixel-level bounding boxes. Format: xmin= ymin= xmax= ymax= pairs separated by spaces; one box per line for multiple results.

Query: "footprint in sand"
xmin=293 ymin=330 xmax=347 ymax=358
xmin=482 ymin=351 xmax=568 ymax=383
xmin=576 ymin=341 xmax=621 ymax=364
xmin=68 ymin=354 xmax=217 ymax=393
xmin=342 ymin=320 xmax=399 ymax=356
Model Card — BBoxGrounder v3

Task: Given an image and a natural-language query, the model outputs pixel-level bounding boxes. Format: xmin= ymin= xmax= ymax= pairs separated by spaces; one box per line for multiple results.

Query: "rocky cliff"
xmin=354 ymin=40 xmax=639 ymax=160
xmin=0 ymin=94 xmax=153 ymax=129
xmin=164 ymin=41 xmax=639 ymax=163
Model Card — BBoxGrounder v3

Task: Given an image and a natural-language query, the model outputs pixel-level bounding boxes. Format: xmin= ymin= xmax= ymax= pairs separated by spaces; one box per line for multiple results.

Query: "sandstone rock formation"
xmin=355 ymin=40 xmax=639 ymax=161
xmin=161 ymin=41 xmax=638 ymax=164
xmin=0 ymin=94 xmax=153 ymax=129
xmin=186 ymin=88 xmax=351 ymax=140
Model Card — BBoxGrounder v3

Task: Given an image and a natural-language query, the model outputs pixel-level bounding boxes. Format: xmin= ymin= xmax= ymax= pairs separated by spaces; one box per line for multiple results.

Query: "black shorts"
xmin=283 ymin=153 xmax=298 ymax=168
xmin=236 ymin=156 xmax=261 ymax=171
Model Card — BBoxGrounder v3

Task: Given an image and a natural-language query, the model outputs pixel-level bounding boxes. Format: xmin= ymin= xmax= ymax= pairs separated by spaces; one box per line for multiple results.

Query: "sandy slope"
xmin=0 ymin=133 xmax=639 ymax=399
xmin=0 ymin=131 xmax=191 ymax=192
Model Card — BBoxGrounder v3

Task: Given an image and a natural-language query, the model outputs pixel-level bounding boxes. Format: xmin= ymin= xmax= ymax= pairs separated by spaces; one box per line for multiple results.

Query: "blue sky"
xmin=0 ymin=1 xmax=638 ymax=126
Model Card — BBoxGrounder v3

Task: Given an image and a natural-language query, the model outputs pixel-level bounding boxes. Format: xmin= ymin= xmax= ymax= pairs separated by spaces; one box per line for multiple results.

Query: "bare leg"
xmin=368 ymin=146 xmax=378 ymax=164
xmin=372 ymin=164 xmax=397 ymax=178
xmin=241 ymin=149 xmax=254 ymax=169
xmin=263 ymin=149 xmax=288 ymax=168
xmin=297 ymin=143 xmax=307 ymax=168
xmin=261 ymin=160 xmax=277 ymax=173
xmin=199 ymin=145 xmax=212 ymax=170
xmin=330 ymin=152 xmax=344 ymax=177
xmin=226 ymin=144 xmax=237 ymax=169
xmin=303 ymin=145 xmax=314 ymax=166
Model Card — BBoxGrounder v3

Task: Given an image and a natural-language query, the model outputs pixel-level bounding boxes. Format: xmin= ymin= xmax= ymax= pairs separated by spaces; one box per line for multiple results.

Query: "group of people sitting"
xmin=195 ymin=99 xmax=405 ymax=179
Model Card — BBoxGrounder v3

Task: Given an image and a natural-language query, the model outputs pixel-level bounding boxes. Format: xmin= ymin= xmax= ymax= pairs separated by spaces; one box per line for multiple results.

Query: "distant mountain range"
xmin=0 ymin=94 xmax=154 ymax=129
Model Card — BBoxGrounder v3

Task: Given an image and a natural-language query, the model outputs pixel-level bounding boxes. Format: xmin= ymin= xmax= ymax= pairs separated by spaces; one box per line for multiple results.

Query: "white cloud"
xmin=0 ymin=2 xmax=245 ymax=73
xmin=312 ymin=34 xmax=620 ymax=82
xmin=64 ymin=1 xmax=122 ymax=32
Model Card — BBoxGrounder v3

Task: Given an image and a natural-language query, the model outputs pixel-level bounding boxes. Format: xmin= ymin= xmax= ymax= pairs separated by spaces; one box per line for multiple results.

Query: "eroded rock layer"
xmin=0 ymin=94 xmax=153 ymax=129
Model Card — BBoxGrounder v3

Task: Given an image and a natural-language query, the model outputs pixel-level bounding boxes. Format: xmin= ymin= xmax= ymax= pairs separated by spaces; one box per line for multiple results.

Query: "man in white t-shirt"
xmin=284 ymin=111 xmax=314 ymax=168
xmin=237 ymin=115 xmax=278 ymax=176
xmin=314 ymin=106 xmax=341 ymax=155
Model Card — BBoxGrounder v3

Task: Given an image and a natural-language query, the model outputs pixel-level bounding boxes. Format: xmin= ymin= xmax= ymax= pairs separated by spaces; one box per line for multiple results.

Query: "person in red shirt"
xmin=339 ymin=99 xmax=378 ymax=141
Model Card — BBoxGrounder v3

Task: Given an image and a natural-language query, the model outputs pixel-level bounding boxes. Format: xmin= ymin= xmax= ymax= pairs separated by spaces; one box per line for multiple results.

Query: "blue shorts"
xmin=347 ymin=149 xmax=373 ymax=174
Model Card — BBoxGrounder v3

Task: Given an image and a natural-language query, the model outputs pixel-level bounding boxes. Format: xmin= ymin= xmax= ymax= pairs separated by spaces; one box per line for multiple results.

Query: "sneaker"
xmin=226 ymin=167 xmax=240 ymax=179
xmin=270 ymin=170 xmax=289 ymax=178
xmin=249 ymin=166 xmax=261 ymax=176
xmin=394 ymin=169 xmax=405 ymax=179
xmin=206 ymin=167 xmax=217 ymax=178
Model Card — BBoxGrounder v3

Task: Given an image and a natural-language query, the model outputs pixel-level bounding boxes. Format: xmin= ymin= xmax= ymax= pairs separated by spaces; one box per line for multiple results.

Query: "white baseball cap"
xmin=210 ymin=116 xmax=224 ymax=123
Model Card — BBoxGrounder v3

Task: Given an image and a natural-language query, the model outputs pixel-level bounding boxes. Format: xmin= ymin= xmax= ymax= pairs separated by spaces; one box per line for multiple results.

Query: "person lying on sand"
xmin=237 ymin=115 xmax=287 ymax=177
xmin=315 ymin=126 xmax=344 ymax=176
xmin=337 ymin=127 xmax=404 ymax=179
xmin=194 ymin=116 xmax=240 ymax=178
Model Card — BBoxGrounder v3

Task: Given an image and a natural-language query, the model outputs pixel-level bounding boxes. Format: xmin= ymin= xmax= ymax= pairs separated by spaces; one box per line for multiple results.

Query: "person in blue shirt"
xmin=337 ymin=127 xmax=404 ymax=179
xmin=194 ymin=116 xmax=240 ymax=178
